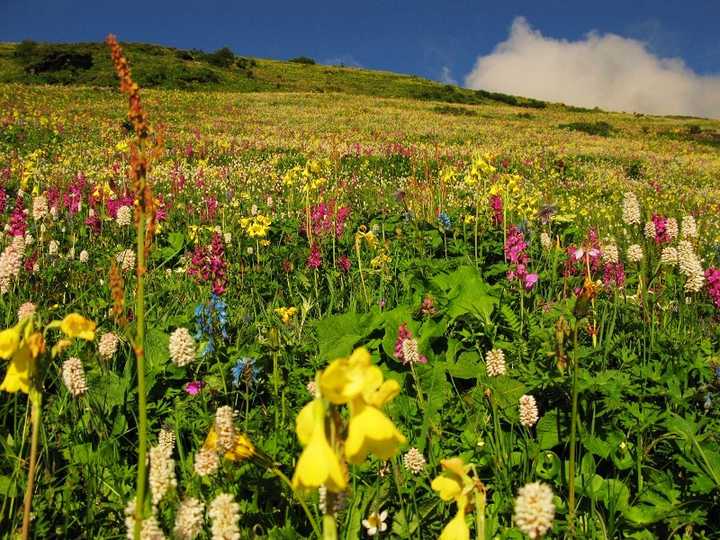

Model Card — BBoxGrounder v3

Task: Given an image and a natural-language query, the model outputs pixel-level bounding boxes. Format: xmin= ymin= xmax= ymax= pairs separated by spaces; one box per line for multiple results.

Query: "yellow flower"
xmin=345 ymin=399 xmax=406 ymax=464
xmin=225 ymin=433 xmax=255 ymax=462
xmin=59 ymin=314 xmax=96 ymax=341
xmin=292 ymin=399 xmax=347 ymax=492
xmin=0 ymin=342 xmax=33 ymax=393
xmin=320 ymin=348 xmax=405 ymax=463
xmin=274 ymin=307 xmax=298 ymax=324
xmin=432 ymin=458 xmax=472 ymax=501
xmin=0 ymin=326 xmax=21 ymax=359
xmin=439 ymin=497 xmax=470 ymax=540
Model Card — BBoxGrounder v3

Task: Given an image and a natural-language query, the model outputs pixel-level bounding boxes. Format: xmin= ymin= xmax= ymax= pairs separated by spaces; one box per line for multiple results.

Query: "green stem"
xmin=568 ymin=323 xmax=580 ymax=537
xmin=134 ymin=180 xmax=148 ymax=540
xmin=474 ymin=487 xmax=486 ymax=540
xmin=322 ymin=513 xmax=337 ymax=540
xmin=271 ymin=467 xmax=321 ymax=538
xmin=21 ymin=390 xmax=41 ymax=540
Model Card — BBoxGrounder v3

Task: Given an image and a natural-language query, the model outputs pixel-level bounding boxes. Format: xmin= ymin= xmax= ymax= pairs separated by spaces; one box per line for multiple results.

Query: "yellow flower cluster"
xmin=464 ymin=154 xmax=496 ymax=187
xmin=0 ymin=313 xmax=95 ymax=394
xmin=292 ymin=347 xmax=406 ymax=492
xmin=240 ymin=215 xmax=272 ymax=238
xmin=274 ymin=306 xmax=298 ymax=325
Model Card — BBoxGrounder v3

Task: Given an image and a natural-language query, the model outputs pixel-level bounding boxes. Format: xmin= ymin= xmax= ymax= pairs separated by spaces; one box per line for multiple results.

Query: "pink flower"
xmin=184 ymin=380 xmax=205 ymax=395
xmin=9 ymin=197 xmax=27 ymax=237
xmin=337 ymin=254 xmax=351 ymax=273
xmin=524 ymin=273 xmax=539 ymax=290
xmin=706 ymin=267 xmax=720 ymax=309
xmin=307 ymin=243 xmax=322 ymax=269
xmin=490 ymin=195 xmax=503 ymax=226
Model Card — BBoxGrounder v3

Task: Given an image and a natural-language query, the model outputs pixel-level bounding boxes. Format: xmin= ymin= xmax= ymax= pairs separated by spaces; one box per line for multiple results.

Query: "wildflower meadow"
xmin=1 ymin=36 xmax=720 ymax=540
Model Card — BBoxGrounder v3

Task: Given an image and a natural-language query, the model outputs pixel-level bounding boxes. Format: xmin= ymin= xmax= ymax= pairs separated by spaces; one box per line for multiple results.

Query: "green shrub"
xmin=289 ymin=56 xmax=316 ymax=65
xmin=559 ymin=121 xmax=614 ymax=137
xmin=206 ymin=47 xmax=235 ymax=68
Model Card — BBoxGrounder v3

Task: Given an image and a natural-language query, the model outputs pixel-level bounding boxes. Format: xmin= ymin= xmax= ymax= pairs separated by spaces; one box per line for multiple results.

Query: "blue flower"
xmin=194 ymin=294 xmax=230 ymax=356
xmin=438 ymin=211 xmax=451 ymax=231
xmin=231 ymin=356 xmax=260 ymax=387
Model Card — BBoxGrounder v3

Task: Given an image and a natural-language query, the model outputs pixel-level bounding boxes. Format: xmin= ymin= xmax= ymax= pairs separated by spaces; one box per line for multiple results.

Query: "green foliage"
xmin=559 ymin=120 xmax=615 ymax=137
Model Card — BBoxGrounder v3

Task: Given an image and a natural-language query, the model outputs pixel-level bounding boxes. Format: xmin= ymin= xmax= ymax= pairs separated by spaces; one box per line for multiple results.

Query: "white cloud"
xmin=440 ymin=66 xmax=456 ymax=85
xmin=464 ymin=17 xmax=720 ymax=118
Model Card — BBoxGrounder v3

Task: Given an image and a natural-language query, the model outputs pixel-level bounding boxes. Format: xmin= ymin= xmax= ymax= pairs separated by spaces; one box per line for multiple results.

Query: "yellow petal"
xmin=291 ymin=400 xmax=346 ymax=492
xmin=60 ymin=314 xmax=96 ymax=341
xmin=0 ymin=344 xmax=33 ymax=393
xmin=296 ymin=400 xmax=315 ymax=446
xmin=441 ymin=457 xmax=467 ymax=478
xmin=225 ymin=433 xmax=255 ymax=461
xmin=0 ymin=326 xmax=21 ymax=360
xmin=366 ymin=379 xmax=400 ymax=407
xmin=345 ymin=401 xmax=406 ymax=464
xmin=431 ymin=475 xmax=464 ymax=501
xmin=439 ymin=499 xmax=470 ymax=540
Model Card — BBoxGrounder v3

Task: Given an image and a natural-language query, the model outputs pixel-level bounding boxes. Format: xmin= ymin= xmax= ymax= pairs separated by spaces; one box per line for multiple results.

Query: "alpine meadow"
xmin=1 ymin=32 xmax=720 ymax=540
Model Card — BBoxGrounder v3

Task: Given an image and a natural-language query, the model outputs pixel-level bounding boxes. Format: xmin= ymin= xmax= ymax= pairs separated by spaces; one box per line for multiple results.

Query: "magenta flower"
xmin=706 ymin=267 xmax=720 ymax=309
xmin=337 ymin=254 xmax=351 ymax=273
xmin=307 ymin=243 xmax=322 ymax=269
xmin=490 ymin=195 xmax=503 ymax=226
xmin=184 ymin=380 xmax=205 ymax=395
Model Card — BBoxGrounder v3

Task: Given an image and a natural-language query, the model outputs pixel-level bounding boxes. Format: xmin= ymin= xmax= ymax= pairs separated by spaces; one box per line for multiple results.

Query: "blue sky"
xmin=1 ymin=0 xmax=718 ymax=82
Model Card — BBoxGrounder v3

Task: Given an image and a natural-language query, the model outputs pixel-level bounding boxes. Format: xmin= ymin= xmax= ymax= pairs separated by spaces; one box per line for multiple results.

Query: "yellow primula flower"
xmin=0 ymin=342 xmax=33 ymax=393
xmin=59 ymin=314 xmax=96 ymax=341
xmin=0 ymin=331 xmax=43 ymax=394
xmin=439 ymin=496 xmax=470 ymax=540
xmin=0 ymin=326 xmax=21 ymax=359
xmin=432 ymin=457 xmax=473 ymax=501
xmin=345 ymin=399 xmax=406 ymax=464
xmin=292 ymin=399 xmax=347 ymax=492
xmin=320 ymin=348 xmax=406 ymax=463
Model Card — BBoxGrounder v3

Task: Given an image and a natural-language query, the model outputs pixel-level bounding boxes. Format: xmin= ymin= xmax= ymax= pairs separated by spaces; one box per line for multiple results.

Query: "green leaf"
xmin=536 ymin=409 xmax=560 ymax=450
xmin=447 ymin=351 xmax=481 ymax=379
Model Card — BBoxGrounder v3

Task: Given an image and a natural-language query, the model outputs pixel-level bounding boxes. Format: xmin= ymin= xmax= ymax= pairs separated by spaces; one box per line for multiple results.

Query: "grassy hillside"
xmin=0 ymin=40 xmax=549 ymax=108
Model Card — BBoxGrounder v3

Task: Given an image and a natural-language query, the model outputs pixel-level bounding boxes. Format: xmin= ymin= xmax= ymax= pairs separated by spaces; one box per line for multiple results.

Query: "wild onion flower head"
xmin=627 ymin=244 xmax=644 ymax=263
xmin=184 ymin=380 xmax=205 ymax=396
xmin=394 ymin=324 xmax=427 ymax=365
xmin=208 ymin=493 xmax=240 ymax=540
xmin=622 ymin=192 xmax=641 ymax=225
xmin=98 ymin=332 xmax=119 ymax=360
xmin=514 ymin=482 xmax=555 ymax=539
xmin=485 ymin=348 xmax=507 ymax=376
xmin=173 ymin=497 xmax=204 ymax=540
xmin=18 ymin=302 xmax=36 ymax=321
xmin=231 ymin=356 xmax=260 ymax=387
xmin=62 ymin=357 xmax=88 ymax=397
xmin=403 ymin=447 xmax=427 ymax=474
xmin=519 ymin=395 xmax=539 ymax=427
xmin=169 ymin=327 xmax=196 ymax=367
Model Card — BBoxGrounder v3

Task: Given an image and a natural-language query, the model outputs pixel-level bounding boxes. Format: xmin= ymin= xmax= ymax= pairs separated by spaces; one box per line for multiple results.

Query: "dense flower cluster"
xmin=505 ymin=225 xmax=538 ymax=290
xmin=187 ymin=232 xmax=228 ymax=295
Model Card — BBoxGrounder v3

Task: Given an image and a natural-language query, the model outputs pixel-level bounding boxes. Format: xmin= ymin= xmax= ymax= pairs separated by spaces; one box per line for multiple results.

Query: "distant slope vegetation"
xmin=0 ymin=40 xmax=548 ymax=108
